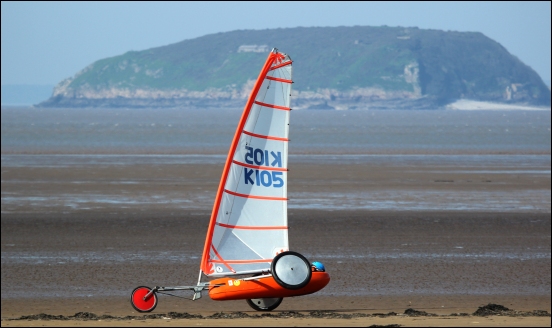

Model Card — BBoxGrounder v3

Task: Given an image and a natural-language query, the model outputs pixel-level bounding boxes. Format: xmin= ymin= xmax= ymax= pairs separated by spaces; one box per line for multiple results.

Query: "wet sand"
xmin=2 ymin=155 xmax=550 ymax=212
xmin=1 ymin=159 xmax=551 ymax=326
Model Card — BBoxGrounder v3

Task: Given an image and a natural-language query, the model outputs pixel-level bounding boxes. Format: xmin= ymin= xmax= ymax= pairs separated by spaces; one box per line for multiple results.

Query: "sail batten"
xmin=201 ymin=50 xmax=292 ymax=276
xmin=216 ymin=222 xmax=288 ymax=230
xmin=224 ymin=189 xmax=288 ymax=201
xmin=265 ymin=76 xmax=293 ymax=84
xmin=253 ymin=101 xmax=291 ymax=111
xmin=242 ymin=130 xmax=289 ymax=141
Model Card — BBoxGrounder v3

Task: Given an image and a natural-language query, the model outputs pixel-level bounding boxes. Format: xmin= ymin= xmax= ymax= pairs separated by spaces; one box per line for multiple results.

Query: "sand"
xmin=1 ymin=159 xmax=550 ymax=326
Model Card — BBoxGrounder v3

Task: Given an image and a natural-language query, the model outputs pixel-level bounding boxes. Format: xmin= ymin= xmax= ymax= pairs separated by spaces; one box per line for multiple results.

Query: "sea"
xmin=1 ymin=107 xmax=551 ymax=154
xmin=1 ymin=107 xmax=551 ymax=214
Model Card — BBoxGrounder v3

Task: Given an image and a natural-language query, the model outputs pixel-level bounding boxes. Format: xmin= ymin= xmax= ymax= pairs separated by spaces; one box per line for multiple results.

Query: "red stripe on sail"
xmin=269 ymin=60 xmax=292 ymax=71
xmin=201 ymin=52 xmax=280 ymax=275
xmin=266 ymin=76 xmax=292 ymax=84
xmin=211 ymin=245 xmax=236 ymax=273
xmin=217 ymin=222 xmax=288 ymax=230
xmin=243 ymin=130 xmax=289 ymax=142
xmin=232 ymin=159 xmax=288 ymax=172
xmin=224 ymin=189 xmax=287 ymax=201
xmin=254 ymin=101 xmax=290 ymax=111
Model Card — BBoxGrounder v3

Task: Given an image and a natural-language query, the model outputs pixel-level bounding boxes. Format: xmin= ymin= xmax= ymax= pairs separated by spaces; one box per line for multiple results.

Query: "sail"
xmin=201 ymin=49 xmax=293 ymax=277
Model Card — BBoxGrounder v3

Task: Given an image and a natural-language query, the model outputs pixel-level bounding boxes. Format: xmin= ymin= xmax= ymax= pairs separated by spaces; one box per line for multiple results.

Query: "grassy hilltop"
xmin=40 ymin=26 xmax=551 ymax=109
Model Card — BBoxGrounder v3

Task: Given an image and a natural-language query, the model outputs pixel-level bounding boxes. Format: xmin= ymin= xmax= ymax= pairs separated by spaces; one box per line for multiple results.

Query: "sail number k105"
xmin=244 ymin=169 xmax=283 ymax=187
xmin=244 ymin=146 xmax=282 ymax=167
xmin=244 ymin=146 xmax=284 ymax=188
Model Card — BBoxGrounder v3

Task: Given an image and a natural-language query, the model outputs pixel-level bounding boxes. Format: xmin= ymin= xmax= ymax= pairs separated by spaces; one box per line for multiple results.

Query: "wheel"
xmin=246 ymin=297 xmax=283 ymax=311
xmin=130 ymin=286 xmax=158 ymax=312
xmin=271 ymin=251 xmax=312 ymax=290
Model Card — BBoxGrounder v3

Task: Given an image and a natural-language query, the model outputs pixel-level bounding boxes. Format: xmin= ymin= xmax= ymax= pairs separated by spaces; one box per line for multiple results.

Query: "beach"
xmin=2 ymin=157 xmax=550 ymax=326
xmin=2 ymin=107 xmax=551 ymax=326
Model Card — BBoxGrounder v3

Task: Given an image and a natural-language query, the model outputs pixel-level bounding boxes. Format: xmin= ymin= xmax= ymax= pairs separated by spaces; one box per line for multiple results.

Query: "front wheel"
xmin=246 ymin=297 xmax=283 ymax=311
xmin=130 ymin=286 xmax=158 ymax=312
xmin=271 ymin=251 xmax=312 ymax=290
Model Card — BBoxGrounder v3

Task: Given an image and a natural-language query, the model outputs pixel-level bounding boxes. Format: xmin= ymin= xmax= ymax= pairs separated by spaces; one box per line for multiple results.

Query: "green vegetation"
xmin=55 ymin=26 xmax=551 ymax=106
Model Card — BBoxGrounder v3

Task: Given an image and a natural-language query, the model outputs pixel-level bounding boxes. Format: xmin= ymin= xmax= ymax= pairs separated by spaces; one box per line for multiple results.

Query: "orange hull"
xmin=208 ymin=272 xmax=330 ymax=301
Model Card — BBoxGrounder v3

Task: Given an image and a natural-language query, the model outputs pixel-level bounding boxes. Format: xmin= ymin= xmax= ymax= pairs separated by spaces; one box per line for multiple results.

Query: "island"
xmin=38 ymin=26 xmax=551 ymax=109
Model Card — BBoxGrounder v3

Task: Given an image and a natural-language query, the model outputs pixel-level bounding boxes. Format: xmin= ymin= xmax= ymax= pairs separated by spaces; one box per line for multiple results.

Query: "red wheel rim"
xmin=132 ymin=287 xmax=156 ymax=312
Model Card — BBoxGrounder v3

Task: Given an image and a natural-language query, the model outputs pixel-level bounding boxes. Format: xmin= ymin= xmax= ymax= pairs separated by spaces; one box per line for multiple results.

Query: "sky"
xmin=1 ymin=1 xmax=551 ymax=86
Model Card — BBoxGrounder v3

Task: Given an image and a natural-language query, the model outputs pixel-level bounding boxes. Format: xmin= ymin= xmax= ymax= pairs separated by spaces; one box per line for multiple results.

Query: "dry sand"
xmin=1 ymin=159 xmax=550 ymax=326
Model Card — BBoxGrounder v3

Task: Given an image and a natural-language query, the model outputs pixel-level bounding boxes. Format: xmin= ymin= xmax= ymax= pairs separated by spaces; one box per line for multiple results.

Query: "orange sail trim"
xmin=216 ymin=222 xmax=288 ymax=230
xmin=266 ymin=76 xmax=292 ymax=84
xmin=254 ymin=100 xmax=290 ymax=111
xmin=201 ymin=52 xmax=283 ymax=274
xmin=243 ymin=130 xmax=289 ymax=141
xmin=224 ymin=189 xmax=288 ymax=201
xmin=232 ymin=159 xmax=288 ymax=172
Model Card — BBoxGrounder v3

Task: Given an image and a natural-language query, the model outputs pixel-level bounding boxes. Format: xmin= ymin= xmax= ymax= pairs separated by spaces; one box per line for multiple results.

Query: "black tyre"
xmin=271 ymin=251 xmax=312 ymax=290
xmin=246 ymin=297 xmax=283 ymax=311
xmin=130 ymin=286 xmax=158 ymax=313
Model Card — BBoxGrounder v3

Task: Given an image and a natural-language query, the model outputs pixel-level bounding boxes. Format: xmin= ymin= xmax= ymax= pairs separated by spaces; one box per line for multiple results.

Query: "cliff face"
xmin=39 ymin=26 xmax=551 ymax=109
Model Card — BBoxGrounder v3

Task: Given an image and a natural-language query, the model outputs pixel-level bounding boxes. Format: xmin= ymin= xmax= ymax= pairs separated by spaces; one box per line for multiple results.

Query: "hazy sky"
xmin=1 ymin=1 xmax=551 ymax=86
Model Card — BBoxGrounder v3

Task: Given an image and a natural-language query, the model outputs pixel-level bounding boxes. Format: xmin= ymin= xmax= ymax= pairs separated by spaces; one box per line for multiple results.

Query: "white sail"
xmin=201 ymin=50 xmax=292 ymax=276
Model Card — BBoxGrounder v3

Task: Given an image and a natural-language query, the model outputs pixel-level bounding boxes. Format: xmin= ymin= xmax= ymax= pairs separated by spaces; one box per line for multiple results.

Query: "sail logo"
xmin=244 ymin=146 xmax=284 ymax=188
xmin=244 ymin=168 xmax=284 ymax=187
xmin=244 ymin=146 xmax=282 ymax=167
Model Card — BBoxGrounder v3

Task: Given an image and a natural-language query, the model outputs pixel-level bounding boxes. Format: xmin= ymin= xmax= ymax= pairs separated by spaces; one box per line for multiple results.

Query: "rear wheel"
xmin=271 ymin=251 xmax=312 ymax=290
xmin=130 ymin=286 xmax=158 ymax=312
xmin=246 ymin=297 xmax=283 ymax=311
